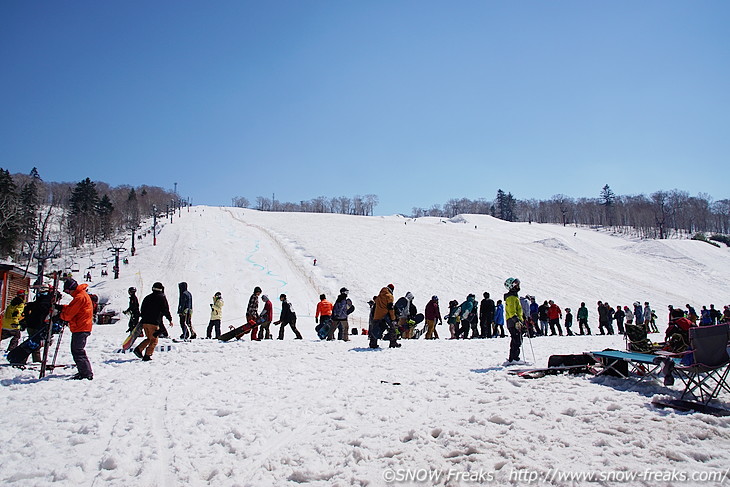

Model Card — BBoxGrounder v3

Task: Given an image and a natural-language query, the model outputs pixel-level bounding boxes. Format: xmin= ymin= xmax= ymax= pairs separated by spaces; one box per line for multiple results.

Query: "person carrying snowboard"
xmin=134 ymin=282 xmax=174 ymax=361
xmin=315 ymin=294 xmax=333 ymax=340
xmin=59 ymin=278 xmax=95 ymax=380
xmin=370 ymin=284 xmax=398 ymax=349
xmin=123 ymin=287 xmax=140 ymax=333
xmin=330 ymin=287 xmax=354 ymax=341
xmin=206 ymin=292 xmax=224 ymax=339
xmin=395 ymin=292 xmax=416 ymax=339
xmin=504 ymin=277 xmax=525 ymax=364
xmin=275 ymin=294 xmax=302 ymax=340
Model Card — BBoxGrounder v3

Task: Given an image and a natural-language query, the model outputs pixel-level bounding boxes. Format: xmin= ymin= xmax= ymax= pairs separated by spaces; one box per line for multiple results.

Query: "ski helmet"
xmin=504 ymin=277 xmax=520 ymax=291
xmin=128 ymin=287 xmax=136 ymax=294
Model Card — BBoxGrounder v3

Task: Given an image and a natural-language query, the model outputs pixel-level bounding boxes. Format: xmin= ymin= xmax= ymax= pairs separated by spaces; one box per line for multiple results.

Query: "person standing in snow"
xmin=613 ymin=305 xmax=626 ymax=335
xmin=275 ymin=294 xmax=302 ymax=340
xmin=206 ymin=292 xmax=223 ymax=339
xmin=538 ymin=300 xmax=550 ymax=336
xmin=424 ymin=296 xmax=442 ymax=340
xmin=504 ymin=278 xmax=525 ymax=363
xmin=644 ymin=302 xmax=658 ymax=333
xmin=633 ymin=302 xmax=645 ymax=331
xmin=178 ymin=282 xmax=195 ymax=339
xmin=330 ymin=287 xmax=354 ymax=341
xmin=623 ymin=305 xmax=634 ymax=326
xmin=547 ymin=300 xmax=563 ymax=336
xmin=577 ymin=302 xmax=591 ymax=335
xmin=123 ymin=287 xmax=140 ymax=333
xmin=246 ymin=287 xmax=262 ymax=341
xmin=457 ymin=294 xmax=476 ymax=339
xmin=370 ymin=284 xmax=398 ymax=349
xmin=1 ymin=292 xmax=25 ymax=352
xmin=493 ymin=300 xmax=505 ymax=338
xmin=135 ymin=282 xmax=174 ymax=361
xmin=564 ymin=308 xmax=574 ymax=336
xmin=479 ymin=292 xmax=495 ymax=339
xmin=395 ymin=292 xmax=416 ymax=339
xmin=258 ymin=295 xmax=273 ymax=340
xmin=59 ymin=278 xmax=94 ymax=379
xmin=315 ymin=294 xmax=333 ymax=340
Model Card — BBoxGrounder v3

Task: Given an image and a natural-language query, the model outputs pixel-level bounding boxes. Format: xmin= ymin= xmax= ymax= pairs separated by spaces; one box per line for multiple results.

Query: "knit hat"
xmin=63 ymin=278 xmax=78 ymax=293
xmin=152 ymin=282 xmax=164 ymax=292
xmin=387 ymin=284 xmax=394 ymax=291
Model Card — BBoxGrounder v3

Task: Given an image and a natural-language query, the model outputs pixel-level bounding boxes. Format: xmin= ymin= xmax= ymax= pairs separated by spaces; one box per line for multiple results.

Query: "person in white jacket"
xmin=206 ymin=292 xmax=224 ymax=339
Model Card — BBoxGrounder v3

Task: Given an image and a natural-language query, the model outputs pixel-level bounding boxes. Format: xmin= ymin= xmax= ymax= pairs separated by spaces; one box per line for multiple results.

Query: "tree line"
xmin=411 ymin=185 xmax=730 ymax=239
xmin=0 ymin=167 xmax=178 ymax=259
xmin=232 ymin=194 xmax=380 ymax=216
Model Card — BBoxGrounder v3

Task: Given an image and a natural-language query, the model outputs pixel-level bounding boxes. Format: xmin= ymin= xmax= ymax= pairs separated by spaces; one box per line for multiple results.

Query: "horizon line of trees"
xmin=232 ymin=194 xmax=380 ymax=216
xmin=410 ymin=185 xmax=730 ymax=238
xmin=0 ymin=167 xmax=179 ymax=259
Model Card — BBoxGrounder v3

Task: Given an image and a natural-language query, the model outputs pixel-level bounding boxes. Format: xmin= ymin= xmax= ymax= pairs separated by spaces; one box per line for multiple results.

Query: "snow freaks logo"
xmin=382 ymin=468 xmax=494 ymax=483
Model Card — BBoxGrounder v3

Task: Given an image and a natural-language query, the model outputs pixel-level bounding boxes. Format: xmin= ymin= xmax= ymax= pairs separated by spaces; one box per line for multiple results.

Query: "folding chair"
xmin=674 ymin=323 xmax=730 ymax=405
xmin=590 ymin=350 xmax=676 ymax=389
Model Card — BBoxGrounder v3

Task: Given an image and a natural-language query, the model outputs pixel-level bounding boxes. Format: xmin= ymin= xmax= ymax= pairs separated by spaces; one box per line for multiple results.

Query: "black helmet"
xmin=128 ymin=287 xmax=136 ymax=294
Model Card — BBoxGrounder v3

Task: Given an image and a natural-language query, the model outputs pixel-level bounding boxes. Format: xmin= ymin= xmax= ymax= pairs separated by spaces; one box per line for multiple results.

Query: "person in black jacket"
xmin=275 ymin=294 xmax=302 ymax=340
xmin=479 ymin=292 xmax=495 ymax=339
xmin=123 ymin=287 xmax=140 ymax=333
xmin=134 ymin=282 xmax=174 ymax=361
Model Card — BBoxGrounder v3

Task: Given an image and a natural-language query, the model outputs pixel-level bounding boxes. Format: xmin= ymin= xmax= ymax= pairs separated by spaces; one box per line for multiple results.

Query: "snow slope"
xmin=1 ymin=206 xmax=729 ymax=487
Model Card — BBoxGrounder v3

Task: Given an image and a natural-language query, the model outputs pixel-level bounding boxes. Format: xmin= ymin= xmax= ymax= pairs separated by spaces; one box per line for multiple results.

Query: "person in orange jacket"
xmin=59 ymin=278 xmax=94 ymax=380
xmin=315 ymin=294 xmax=333 ymax=339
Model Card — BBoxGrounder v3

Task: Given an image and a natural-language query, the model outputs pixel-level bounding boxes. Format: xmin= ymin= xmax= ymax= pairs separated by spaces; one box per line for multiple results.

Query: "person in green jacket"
xmin=504 ymin=278 xmax=525 ymax=363
xmin=577 ymin=302 xmax=591 ymax=335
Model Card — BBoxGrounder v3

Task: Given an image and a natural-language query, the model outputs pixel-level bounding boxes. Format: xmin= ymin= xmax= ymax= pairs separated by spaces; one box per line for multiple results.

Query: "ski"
xmin=39 ymin=271 xmax=61 ymax=379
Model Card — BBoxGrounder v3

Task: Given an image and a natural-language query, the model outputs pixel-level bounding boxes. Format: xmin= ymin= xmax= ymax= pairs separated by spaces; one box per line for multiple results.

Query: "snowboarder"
xmin=134 ymin=282 xmax=174 ymax=361
xmin=315 ymin=294 xmax=333 ymax=340
xmin=330 ymin=287 xmax=354 ymax=341
xmin=493 ymin=300 xmax=505 ymax=338
xmin=246 ymin=287 xmax=262 ymax=341
xmin=177 ymin=282 xmax=195 ymax=339
xmin=123 ymin=287 xmax=140 ymax=333
xmin=206 ymin=292 xmax=224 ymax=339
xmin=370 ymin=284 xmax=398 ymax=349
xmin=504 ymin=277 xmax=525 ymax=363
xmin=395 ymin=292 xmax=417 ymax=339
xmin=275 ymin=294 xmax=302 ymax=340
xmin=59 ymin=278 xmax=94 ymax=380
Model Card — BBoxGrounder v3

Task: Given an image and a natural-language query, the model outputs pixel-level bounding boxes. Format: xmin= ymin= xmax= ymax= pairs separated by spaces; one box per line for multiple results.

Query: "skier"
xmin=177 ymin=282 xmax=195 ymax=339
xmin=134 ymin=282 xmax=174 ymax=361
xmin=504 ymin=277 xmax=525 ymax=363
xmin=330 ymin=288 xmax=354 ymax=341
xmin=246 ymin=287 xmax=262 ymax=341
xmin=275 ymin=294 xmax=302 ymax=340
xmin=20 ymin=284 xmax=57 ymax=362
xmin=370 ymin=284 xmax=398 ymax=349
xmin=424 ymin=296 xmax=442 ymax=340
xmin=315 ymin=294 xmax=333 ymax=340
xmin=577 ymin=302 xmax=591 ymax=335
xmin=206 ymin=292 xmax=224 ymax=339
xmin=59 ymin=278 xmax=94 ymax=380
xmin=1 ymin=291 xmax=25 ymax=352
xmin=123 ymin=287 xmax=140 ymax=333
xmin=479 ymin=292 xmax=495 ymax=339
xmin=258 ymin=295 xmax=273 ymax=340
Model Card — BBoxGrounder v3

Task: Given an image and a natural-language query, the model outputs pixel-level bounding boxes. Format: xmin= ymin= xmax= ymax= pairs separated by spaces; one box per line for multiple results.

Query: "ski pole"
xmin=50 ymin=323 xmax=66 ymax=370
xmin=526 ymin=328 xmax=536 ymax=363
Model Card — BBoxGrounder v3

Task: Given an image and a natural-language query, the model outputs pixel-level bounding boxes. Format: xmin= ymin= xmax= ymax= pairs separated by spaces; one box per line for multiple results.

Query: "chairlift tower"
xmin=107 ymin=244 xmax=127 ymax=279
xmin=24 ymin=237 xmax=61 ymax=288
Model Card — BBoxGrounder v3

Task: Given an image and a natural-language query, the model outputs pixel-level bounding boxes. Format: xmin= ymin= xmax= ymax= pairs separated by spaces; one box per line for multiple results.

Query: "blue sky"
xmin=1 ymin=1 xmax=728 ymax=215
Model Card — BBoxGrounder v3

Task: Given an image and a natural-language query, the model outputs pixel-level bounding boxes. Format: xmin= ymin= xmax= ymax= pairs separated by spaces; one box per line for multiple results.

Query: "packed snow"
xmin=2 ymin=206 xmax=730 ymax=487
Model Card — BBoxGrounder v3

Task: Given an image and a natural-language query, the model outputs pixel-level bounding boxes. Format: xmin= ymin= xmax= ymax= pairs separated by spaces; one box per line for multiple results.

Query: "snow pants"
xmin=71 ymin=332 xmax=93 ymax=378
xmin=1 ymin=328 xmax=21 ymax=352
xmin=507 ymin=319 xmax=522 ymax=362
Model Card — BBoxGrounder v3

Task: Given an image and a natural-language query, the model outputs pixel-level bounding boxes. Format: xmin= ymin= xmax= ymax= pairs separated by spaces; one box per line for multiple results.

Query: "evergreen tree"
xmin=600 ymin=184 xmax=616 ymax=226
xmin=69 ymin=178 xmax=100 ymax=246
xmin=97 ymin=194 xmax=114 ymax=239
xmin=19 ymin=167 xmax=42 ymax=240
xmin=0 ymin=168 xmax=21 ymax=257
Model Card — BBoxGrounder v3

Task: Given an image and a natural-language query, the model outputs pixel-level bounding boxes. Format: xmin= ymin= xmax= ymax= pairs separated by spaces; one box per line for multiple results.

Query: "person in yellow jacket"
xmin=504 ymin=277 xmax=526 ymax=363
xmin=370 ymin=284 xmax=399 ymax=349
xmin=1 ymin=292 xmax=26 ymax=352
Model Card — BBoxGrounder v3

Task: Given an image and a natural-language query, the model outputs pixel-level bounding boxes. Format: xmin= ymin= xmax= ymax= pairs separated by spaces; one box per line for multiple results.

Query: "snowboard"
xmin=316 ymin=317 xmax=334 ymax=340
xmin=508 ymin=364 xmax=595 ymax=379
xmin=218 ymin=320 xmax=256 ymax=342
xmin=404 ymin=313 xmax=425 ymax=337
xmin=121 ymin=322 xmax=144 ymax=351
xmin=652 ymin=398 xmax=730 ymax=417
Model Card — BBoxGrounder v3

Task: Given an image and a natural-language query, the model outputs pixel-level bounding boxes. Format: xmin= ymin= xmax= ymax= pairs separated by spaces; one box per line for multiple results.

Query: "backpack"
xmin=332 ymin=299 xmax=348 ymax=319
xmin=394 ymin=297 xmax=408 ymax=318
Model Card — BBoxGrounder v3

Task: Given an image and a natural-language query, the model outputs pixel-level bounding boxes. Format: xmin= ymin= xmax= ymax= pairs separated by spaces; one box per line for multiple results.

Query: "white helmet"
xmin=504 ymin=277 xmax=520 ymax=291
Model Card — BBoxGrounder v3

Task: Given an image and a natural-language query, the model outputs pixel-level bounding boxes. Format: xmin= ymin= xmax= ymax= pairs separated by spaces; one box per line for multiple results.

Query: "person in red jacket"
xmin=59 ymin=278 xmax=94 ymax=380
xmin=547 ymin=300 xmax=563 ymax=336
xmin=424 ymin=296 xmax=442 ymax=339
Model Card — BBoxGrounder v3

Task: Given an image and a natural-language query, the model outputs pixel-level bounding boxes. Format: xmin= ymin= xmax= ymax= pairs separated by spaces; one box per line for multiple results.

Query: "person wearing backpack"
xmin=275 ymin=294 xmax=302 ymax=340
xmin=395 ymin=292 xmax=416 ymax=339
xmin=329 ymin=287 xmax=355 ymax=341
